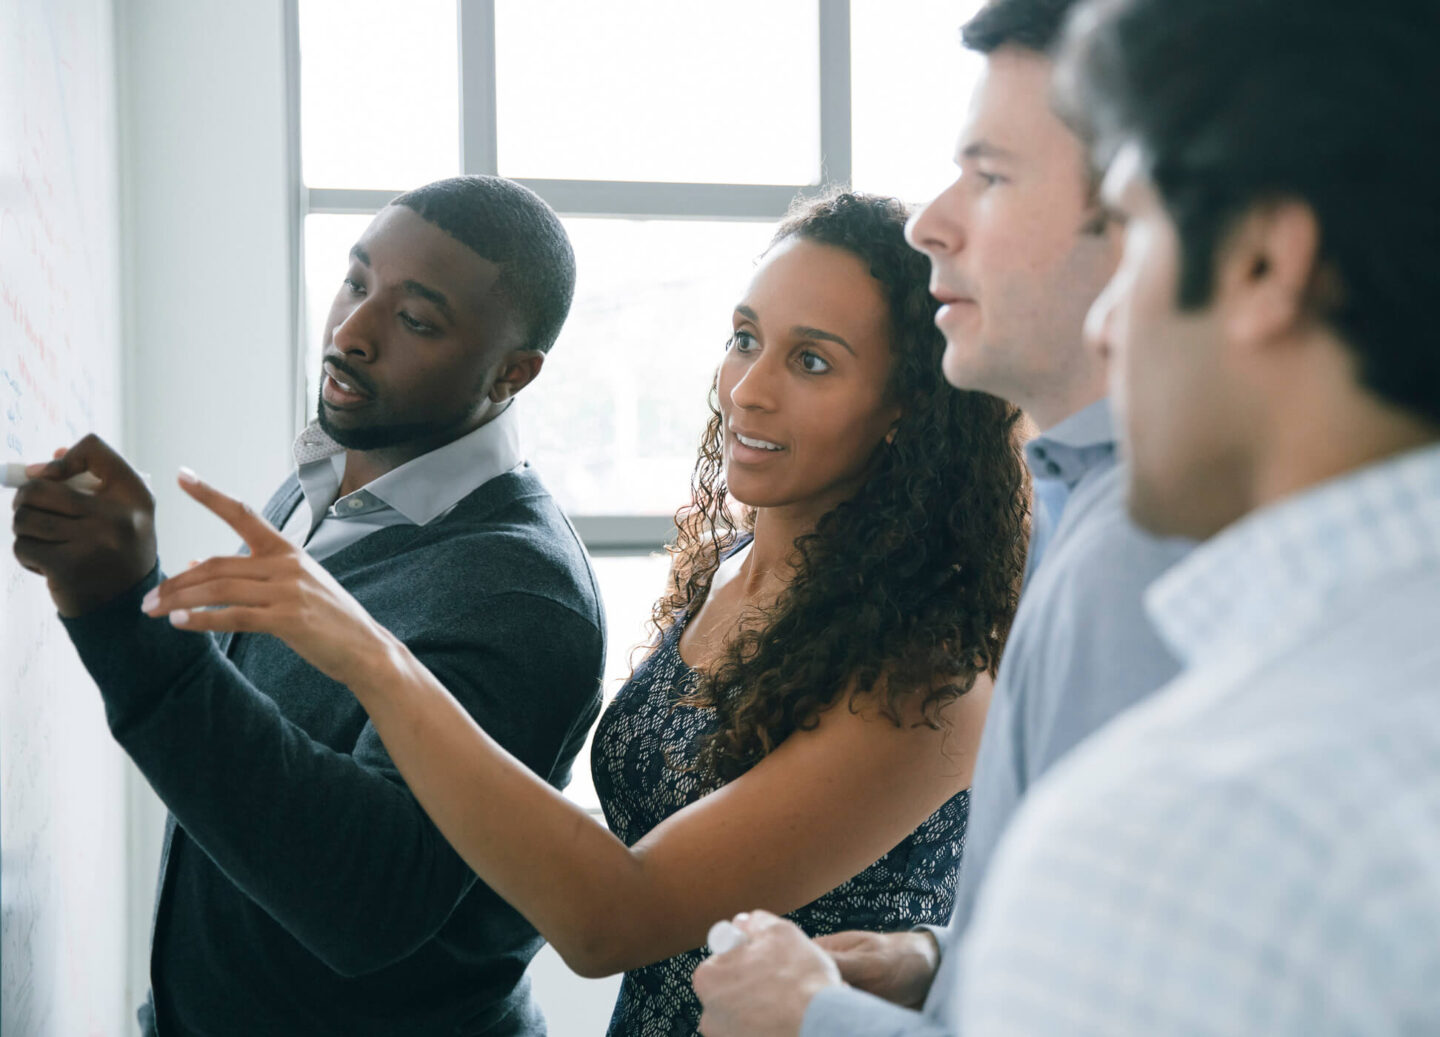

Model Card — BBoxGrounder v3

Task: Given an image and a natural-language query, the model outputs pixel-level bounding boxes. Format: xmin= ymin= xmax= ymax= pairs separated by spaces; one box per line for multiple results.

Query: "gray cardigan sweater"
xmin=62 ymin=465 xmax=605 ymax=1036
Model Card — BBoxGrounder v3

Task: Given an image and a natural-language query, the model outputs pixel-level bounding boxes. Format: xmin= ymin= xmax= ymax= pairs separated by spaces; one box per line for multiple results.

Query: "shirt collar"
xmin=1146 ymin=440 xmax=1440 ymax=667
xmin=1024 ymin=397 xmax=1116 ymax=489
xmin=290 ymin=404 xmax=524 ymax=527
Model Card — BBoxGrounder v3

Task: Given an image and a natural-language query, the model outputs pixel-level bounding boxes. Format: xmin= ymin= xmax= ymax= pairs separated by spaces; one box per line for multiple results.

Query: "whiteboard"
xmin=1 ymin=0 xmax=131 ymax=1032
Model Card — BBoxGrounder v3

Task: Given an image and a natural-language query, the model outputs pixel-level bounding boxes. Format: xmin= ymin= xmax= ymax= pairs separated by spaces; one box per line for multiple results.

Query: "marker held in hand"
xmin=2 ymin=462 xmax=103 ymax=493
xmin=707 ymin=919 xmax=748 ymax=956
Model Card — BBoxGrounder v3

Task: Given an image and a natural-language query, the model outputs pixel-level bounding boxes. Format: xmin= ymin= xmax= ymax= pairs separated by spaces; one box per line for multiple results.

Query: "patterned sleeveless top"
xmin=590 ymin=552 xmax=971 ymax=1036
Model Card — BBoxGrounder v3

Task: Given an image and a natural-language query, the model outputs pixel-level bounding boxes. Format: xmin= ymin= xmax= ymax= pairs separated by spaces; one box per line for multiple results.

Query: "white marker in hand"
xmin=707 ymin=919 xmax=748 ymax=956
xmin=2 ymin=462 xmax=102 ymax=493
xmin=3 ymin=462 xmax=151 ymax=493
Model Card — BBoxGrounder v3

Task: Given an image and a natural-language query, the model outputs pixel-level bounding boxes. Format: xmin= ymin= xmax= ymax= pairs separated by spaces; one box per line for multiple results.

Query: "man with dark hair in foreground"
xmin=956 ymin=0 xmax=1440 ymax=1030
xmin=11 ymin=176 xmax=605 ymax=1034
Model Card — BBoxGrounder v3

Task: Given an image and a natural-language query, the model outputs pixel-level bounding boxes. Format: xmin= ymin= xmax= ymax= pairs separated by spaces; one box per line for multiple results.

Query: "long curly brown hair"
xmin=651 ymin=191 xmax=1030 ymax=784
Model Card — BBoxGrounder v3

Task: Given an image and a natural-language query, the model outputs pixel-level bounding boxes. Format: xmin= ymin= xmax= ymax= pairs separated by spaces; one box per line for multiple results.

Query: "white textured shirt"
xmin=280 ymin=405 xmax=524 ymax=561
xmin=957 ymin=441 xmax=1440 ymax=1035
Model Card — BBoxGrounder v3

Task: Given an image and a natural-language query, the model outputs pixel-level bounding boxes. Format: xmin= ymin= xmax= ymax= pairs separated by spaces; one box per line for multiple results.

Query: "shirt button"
xmin=346 ymin=498 xmax=365 ymax=510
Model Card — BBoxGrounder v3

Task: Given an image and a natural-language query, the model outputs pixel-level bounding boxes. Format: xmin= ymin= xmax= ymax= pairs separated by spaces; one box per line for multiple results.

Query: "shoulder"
xmin=1043 ymin=462 xmax=1192 ymax=599
xmin=995 ymin=652 xmax=1440 ymax=918
xmin=965 ymin=716 xmax=1440 ymax=1031
xmin=1001 ymin=466 xmax=1189 ymax=730
xmin=393 ymin=466 xmax=603 ymax=629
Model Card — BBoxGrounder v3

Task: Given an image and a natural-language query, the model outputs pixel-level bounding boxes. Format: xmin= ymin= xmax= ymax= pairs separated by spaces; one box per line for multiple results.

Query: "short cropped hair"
xmin=1058 ymin=0 xmax=1440 ymax=425
xmin=393 ymin=176 xmax=576 ymax=354
xmin=963 ymin=0 xmax=1088 ymax=54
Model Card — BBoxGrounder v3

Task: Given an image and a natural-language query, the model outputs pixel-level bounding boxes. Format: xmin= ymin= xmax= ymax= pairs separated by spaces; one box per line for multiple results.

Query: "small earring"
xmin=884 ymin=428 xmax=898 ymax=446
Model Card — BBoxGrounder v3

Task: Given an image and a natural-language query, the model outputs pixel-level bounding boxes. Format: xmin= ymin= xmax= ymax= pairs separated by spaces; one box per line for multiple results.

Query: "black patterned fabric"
xmin=591 ymin=591 xmax=970 ymax=1037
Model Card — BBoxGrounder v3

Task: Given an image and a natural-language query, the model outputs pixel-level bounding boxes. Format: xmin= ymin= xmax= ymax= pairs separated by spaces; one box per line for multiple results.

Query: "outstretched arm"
xmin=13 ymin=436 xmax=602 ymax=976
xmin=149 ymin=470 xmax=992 ymax=978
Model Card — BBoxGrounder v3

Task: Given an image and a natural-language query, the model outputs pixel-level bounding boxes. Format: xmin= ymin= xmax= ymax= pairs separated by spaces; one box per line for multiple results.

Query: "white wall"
xmin=114 ymin=0 xmax=296 ymax=1023
xmin=112 ymin=4 xmax=619 ymax=1031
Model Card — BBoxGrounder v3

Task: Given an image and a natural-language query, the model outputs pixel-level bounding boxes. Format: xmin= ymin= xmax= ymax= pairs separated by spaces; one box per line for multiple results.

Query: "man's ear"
xmin=488 ymin=351 xmax=545 ymax=402
xmin=1218 ymin=200 xmax=1321 ymax=353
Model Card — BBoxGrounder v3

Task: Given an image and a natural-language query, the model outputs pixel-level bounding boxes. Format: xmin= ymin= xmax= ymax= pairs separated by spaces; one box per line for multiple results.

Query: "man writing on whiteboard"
xmin=9 ymin=176 xmax=605 ymax=1035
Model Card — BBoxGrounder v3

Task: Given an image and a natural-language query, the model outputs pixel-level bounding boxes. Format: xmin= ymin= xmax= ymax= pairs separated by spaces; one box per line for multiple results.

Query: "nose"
xmin=329 ymin=295 xmax=379 ymax=361
xmin=726 ymin=349 xmax=781 ymax=414
xmin=905 ymin=177 xmax=967 ymax=258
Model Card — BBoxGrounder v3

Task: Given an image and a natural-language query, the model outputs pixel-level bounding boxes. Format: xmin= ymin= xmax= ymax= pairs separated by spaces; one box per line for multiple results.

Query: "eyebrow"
xmin=734 ymin=305 xmax=856 ymax=357
xmin=349 ymin=245 xmax=455 ymax=320
xmin=958 ymin=140 xmax=1018 ymax=162
xmin=401 ymin=280 xmax=454 ymax=319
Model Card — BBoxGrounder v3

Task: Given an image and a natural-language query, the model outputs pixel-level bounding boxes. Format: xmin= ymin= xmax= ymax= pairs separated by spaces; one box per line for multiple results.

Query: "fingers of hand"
xmin=166 ymin=605 xmax=268 ymax=634
xmin=177 ymin=470 xmax=285 ymax=553
xmin=13 ymin=535 xmax=66 ymax=573
xmin=813 ymin=930 xmax=872 ymax=953
xmin=733 ymin=909 xmax=785 ymax=938
xmin=154 ymin=555 xmax=277 ymax=599
xmin=142 ymin=577 xmax=278 ymax=617
xmin=12 ymin=505 xmax=81 ymax=543
xmin=43 ymin=433 xmax=119 ymax=482
xmin=12 ymin=478 xmax=90 ymax=518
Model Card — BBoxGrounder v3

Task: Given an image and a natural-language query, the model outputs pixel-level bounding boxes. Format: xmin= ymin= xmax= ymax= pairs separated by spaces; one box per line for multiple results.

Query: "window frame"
xmin=286 ymin=0 xmax=855 ymax=552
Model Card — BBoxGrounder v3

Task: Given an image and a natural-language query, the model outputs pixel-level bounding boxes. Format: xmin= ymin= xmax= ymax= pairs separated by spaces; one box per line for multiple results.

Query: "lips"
xmin=321 ymin=359 xmax=375 ymax=407
xmin=932 ymin=291 xmax=979 ymax=329
xmin=727 ymin=423 xmax=786 ymax=463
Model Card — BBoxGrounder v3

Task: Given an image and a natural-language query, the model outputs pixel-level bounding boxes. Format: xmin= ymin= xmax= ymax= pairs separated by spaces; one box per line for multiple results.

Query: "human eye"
xmin=399 ymin=311 xmax=438 ymax=335
xmin=798 ymin=350 xmax=831 ymax=374
xmin=726 ymin=330 xmax=759 ymax=353
xmin=342 ymin=276 xmax=366 ymax=296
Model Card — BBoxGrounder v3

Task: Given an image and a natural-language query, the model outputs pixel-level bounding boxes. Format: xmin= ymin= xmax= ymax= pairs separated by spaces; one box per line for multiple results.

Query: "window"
xmin=291 ymin=0 xmax=984 ymax=809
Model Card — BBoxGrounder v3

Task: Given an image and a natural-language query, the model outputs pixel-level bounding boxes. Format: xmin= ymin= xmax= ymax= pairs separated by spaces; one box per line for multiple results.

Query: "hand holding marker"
xmin=3 ymin=460 xmax=149 ymax=492
xmin=706 ymin=917 xmax=748 ymax=956
xmin=3 ymin=461 xmax=102 ymax=491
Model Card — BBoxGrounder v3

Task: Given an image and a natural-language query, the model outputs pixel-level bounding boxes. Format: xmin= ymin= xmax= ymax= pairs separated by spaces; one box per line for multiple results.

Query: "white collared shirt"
xmin=956 ymin=441 xmax=1440 ymax=1034
xmin=281 ymin=404 xmax=524 ymax=561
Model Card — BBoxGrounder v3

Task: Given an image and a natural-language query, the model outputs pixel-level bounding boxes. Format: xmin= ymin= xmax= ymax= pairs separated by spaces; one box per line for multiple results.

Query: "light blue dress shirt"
xmin=801 ymin=398 xmax=1191 ymax=1036
xmin=279 ymin=405 xmax=524 ymax=561
xmin=958 ymin=440 xmax=1440 ymax=1035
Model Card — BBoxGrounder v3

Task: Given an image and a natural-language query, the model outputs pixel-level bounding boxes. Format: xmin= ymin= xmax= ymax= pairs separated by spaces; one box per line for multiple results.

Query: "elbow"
xmin=550 ymin=927 xmax=635 ymax=980
xmin=559 ymin=951 xmax=617 ymax=981
xmin=555 ymin=950 xmax=624 ymax=979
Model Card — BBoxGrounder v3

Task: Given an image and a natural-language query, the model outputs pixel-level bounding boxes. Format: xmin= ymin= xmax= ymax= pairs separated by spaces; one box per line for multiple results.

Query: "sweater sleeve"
xmin=62 ymin=567 xmax=604 ymax=978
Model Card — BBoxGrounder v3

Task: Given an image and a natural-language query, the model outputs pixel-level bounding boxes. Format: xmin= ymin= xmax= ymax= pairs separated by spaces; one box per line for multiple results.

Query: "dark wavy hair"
xmin=650 ymin=191 xmax=1030 ymax=784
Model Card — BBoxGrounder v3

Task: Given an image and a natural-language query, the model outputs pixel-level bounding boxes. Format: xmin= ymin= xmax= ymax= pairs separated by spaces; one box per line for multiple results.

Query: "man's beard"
xmin=316 ymin=390 xmax=469 ymax=451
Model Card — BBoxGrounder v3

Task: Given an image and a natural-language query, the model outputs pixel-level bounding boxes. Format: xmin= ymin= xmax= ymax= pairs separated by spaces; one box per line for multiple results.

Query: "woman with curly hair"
xmin=144 ymin=191 xmax=1030 ymax=1035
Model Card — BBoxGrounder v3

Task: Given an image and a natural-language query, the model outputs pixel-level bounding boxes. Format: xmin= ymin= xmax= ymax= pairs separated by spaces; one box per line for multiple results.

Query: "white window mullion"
xmin=457 ymin=0 xmax=499 ymax=176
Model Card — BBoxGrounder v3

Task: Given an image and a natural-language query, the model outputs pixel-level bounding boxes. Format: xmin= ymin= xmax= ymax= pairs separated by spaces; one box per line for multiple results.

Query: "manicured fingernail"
xmin=187 ymin=560 xmax=199 ymax=569
xmin=177 ymin=467 xmax=199 ymax=485
xmin=169 ymin=609 xmax=190 ymax=626
xmin=141 ymin=589 xmax=159 ymax=612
